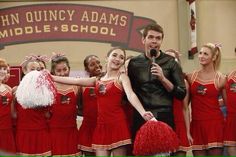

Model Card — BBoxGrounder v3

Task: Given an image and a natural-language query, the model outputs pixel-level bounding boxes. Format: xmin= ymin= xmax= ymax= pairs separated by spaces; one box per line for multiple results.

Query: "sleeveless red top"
xmin=95 ymin=79 xmax=127 ymax=124
xmin=173 ymin=98 xmax=184 ymax=122
xmin=50 ymin=85 xmax=79 ymax=128
xmin=82 ymin=87 xmax=97 ymax=123
xmin=0 ymin=86 xmax=13 ymax=129
xmin=16 ymin=103 xmax=49 ymax=129
xmin=190 ymin=71 xmax=223 ymax=120
xmin=225 ymin=70 xmax=236 ymax=117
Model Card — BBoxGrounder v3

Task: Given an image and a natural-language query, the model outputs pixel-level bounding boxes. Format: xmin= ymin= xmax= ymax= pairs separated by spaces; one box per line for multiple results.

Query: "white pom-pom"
xmin=16 ymin=70 xmax=56 ymax=109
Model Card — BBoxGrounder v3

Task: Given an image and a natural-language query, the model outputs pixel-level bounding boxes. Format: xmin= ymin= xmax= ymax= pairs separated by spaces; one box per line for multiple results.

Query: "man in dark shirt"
xmin=128 ymin=23 xmax=186 ymax=134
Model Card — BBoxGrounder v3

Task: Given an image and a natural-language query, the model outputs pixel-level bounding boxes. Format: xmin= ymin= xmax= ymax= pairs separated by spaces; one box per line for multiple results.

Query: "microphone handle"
xmin=152 ymin=57 xmax=155 ymax=63
xmin=150 ymin=57 xmax=155 ymax=80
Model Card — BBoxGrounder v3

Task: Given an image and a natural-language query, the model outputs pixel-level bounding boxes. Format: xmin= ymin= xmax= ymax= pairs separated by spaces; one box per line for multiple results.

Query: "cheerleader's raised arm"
xmin=119 ymin=73 xmax=154 ymax=121
xmin=52 ymin=75 xmax=96 ymax=87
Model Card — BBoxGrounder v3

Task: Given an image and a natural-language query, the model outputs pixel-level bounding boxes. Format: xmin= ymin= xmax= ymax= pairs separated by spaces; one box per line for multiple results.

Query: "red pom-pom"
xmin=36 ymin=70 xmax=57 ymax=99
xmin=133 ymin=120 xmax=179 ymax=156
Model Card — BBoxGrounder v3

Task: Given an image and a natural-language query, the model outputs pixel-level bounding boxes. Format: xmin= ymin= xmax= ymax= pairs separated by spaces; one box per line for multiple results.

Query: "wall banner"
xmin=186 ymin=0 xmax=197 ymax=59
xmin=0 ymin=4 xmax=156 ymax=52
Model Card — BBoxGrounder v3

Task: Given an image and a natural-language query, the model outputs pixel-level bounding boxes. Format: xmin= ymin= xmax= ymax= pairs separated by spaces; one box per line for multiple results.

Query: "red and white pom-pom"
xmin=16 ymin=70 xmax=56 ymax=109
xmin=133 ymin=120 xmax=179 ymax=156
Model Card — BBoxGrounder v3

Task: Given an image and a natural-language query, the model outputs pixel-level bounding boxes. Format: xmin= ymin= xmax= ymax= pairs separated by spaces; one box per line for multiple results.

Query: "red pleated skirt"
xmin=224 ymin=115 xmax=236 ymax=146
xmin=50 ymin=127 xmax=80 ymax=156
xmin=0 ymin=129 xmax=16 ymax=153
xmin=92 ymin=119 xmax=131 ymax=150
xmin=191 ymin=119 xmax=224 ymax=150
xmin=16 ymin=128 xmax=51 ymax=156
xmin=78 ymin=120 xmax=96 ymax=152
xmin=174 ymin=121 xmax=191 ymax=151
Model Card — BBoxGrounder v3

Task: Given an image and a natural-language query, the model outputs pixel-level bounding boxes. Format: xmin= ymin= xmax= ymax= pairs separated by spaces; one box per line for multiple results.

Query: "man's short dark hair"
xmin=142 ymin=23 xmax=164 ymax=39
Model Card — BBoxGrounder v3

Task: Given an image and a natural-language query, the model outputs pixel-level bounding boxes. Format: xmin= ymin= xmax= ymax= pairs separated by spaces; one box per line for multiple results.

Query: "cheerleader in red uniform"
xmin=0 ymin=58 xmax=16 ymax=153
xmin=224 ymin=69 xmax=236 ymax=156
xmin=186 ymin=43 xmax=226 ymax=156
xmin=78 ymin=55 xmax=102 ymax=156
xmin=165 ymin=49 xmax=192 ymax=156
xmin=49 ymin=53 xmax=80 ymax=156
xmin=52 ymin=47 xmax=154 ymax=156
xmin=14 ymin=55 xmax=51 ymax=156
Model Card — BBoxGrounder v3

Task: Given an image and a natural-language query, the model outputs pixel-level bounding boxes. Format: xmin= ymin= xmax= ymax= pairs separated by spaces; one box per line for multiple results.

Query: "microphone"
xmin=150 ymin=49 xmax=157 ymax=63
xmin=149 ymin=49 xmax=157 ymax=80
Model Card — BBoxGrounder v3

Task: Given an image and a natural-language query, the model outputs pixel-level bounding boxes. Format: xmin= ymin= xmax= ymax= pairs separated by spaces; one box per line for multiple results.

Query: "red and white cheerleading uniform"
xmin=190 ymin=71 xmax=224 ymax=150
xmin=173 ymin=97 xmax=191 ymax=152
xmin=15 ymin=103 xmax=51 ymax=156
xmin=0 ymin=85 xmax=16 ymax=153
xmin=224 ymin=70 xmax=236 ymax=146
xmin=78 ymin=87 xmax=97 ymax=152
xmin=49 ymin=84 xmax=80 ymax=156
xmin=92 ymin=79 xmax=131 ymax=150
